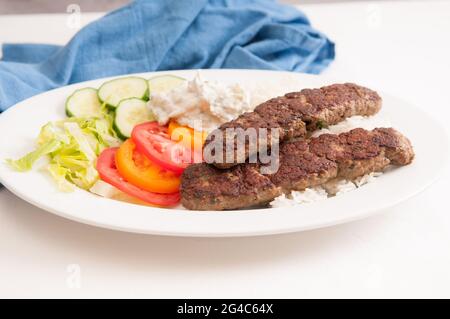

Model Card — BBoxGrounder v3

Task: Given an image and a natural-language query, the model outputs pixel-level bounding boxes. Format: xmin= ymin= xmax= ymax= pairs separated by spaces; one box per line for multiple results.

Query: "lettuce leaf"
xmin=7 ymin=115 xmax=120 ymax=191
xmin=47 ymin=163 xmax=75 ymax=192
xmin=6 ymin=139 xmax=61 ymax=172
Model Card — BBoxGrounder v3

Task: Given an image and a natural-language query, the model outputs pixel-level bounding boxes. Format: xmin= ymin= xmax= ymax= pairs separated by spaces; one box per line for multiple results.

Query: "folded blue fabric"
xmin=0 ymin=0 xmax=334 ymax=112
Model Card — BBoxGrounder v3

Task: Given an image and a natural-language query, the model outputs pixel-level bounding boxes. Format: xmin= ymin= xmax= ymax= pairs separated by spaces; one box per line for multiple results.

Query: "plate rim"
xmin=0 ymin=69 xmax=448 ymax=237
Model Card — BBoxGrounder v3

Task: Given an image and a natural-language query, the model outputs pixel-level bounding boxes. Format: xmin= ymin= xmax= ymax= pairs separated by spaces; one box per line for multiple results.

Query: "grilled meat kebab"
xmin=181 ymin=128 xmax=414 ymax=210
xmin=204 ymin=83 xmax=382 ymax=169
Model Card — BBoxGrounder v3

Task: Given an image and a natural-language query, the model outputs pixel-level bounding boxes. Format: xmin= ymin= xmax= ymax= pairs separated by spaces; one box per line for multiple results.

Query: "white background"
xmin=1 ymin=0 xmax=450 ymax=298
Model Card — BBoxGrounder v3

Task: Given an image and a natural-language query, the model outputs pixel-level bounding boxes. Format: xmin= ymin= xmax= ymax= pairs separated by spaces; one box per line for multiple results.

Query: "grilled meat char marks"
xmin=207 ymin=103 xmax=307 ymax=166
xmin=286 ymin=83 xmax=382 ymax=130
xmin=268 ymin=140 xmax=338 ymax=193
xmin=308 ymin=128 xmax=414 ymax=179
xmin=181 ymin=128 xmax=414 ymax=210
xmin=205 ymin=83 xmax=382 ymax=169
xmin=180 ymin=163 xmax=281 ymax=211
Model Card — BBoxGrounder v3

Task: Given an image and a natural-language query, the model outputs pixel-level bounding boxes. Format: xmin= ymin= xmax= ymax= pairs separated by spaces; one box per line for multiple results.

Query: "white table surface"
xmin=1 ymin=0 xmax=450 ymax=298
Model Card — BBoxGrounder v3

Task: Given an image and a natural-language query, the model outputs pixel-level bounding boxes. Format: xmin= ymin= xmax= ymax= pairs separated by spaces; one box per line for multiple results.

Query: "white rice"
xmin=354 ymin=172 xmax=383 ymax=187
xmin=311 ymin=114 xmax=392 ymax=137
xmin=291 ymin=187 xmax=329 ymax=203
xmin=245 ymin=74 xmax=307 ymax=108
xmin=270 ymin=114 xmax=391 ymax=208
xmin=328 ymin=179 xmax=357 ymax=196
xmin=271 ymin=187 xmax=329 ymax=207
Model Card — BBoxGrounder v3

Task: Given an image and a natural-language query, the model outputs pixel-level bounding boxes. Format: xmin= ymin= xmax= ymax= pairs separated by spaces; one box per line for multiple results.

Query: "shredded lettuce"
xmin=6 ymin=140 xmax=61 ymax=172
xmin=64 ymin=122 xmax=97 ymax=161
xmin=47 ymin=163 xmax=75 ymax=192
xmin=7 ymin=115 xmax=121 ymax=191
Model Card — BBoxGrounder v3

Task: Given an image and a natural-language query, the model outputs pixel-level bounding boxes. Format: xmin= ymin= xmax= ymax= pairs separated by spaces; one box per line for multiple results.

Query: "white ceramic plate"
xmin=0 ymin=70 xmax=447 ymax=237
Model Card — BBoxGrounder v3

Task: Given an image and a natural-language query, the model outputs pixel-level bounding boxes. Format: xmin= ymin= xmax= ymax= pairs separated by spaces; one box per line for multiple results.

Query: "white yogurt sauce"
xmin=148 ymin=73 xmax=252 ymax=132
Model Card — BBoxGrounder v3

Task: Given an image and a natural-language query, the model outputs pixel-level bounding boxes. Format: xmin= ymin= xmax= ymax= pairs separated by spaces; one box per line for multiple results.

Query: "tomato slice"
xmin=96 ymin=147 xmax=180 ymax=206
xmin=115 ymin=139 xmax=180 ymax=194
xmin=168 ymin=120 xmax=207 ymax=151
xmin=131 ymin=122 xmax=202 ymax=175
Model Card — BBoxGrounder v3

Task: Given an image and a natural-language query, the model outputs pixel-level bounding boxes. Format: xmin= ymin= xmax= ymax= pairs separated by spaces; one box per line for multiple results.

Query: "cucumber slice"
xmin=98 ymin=77 xmax=149 ymax=109
xmin=65 ymin=88 xmax=102 ymax=118
xmin=114 ymin=98 xmax=154 ymax=139
xmin=148 ymin=75 xmax=186 ymax=94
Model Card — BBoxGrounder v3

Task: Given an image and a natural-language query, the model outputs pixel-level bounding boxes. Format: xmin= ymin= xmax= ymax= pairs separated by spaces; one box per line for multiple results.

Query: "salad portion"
xmin=7 ymin=75 xmax=205 ymax=207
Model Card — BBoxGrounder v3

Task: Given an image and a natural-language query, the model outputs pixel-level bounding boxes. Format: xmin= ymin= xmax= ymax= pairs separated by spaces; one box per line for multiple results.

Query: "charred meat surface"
xmin=204 ymin=83 xmax=382 ymax=169
xmin=181 ymin=128 xmax=414 ymax=210
xmin=180 ymin=163 xmax=281 ymax=211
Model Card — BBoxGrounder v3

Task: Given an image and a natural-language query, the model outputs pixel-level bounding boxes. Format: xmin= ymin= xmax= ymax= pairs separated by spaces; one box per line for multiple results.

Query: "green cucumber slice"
xmin=65 ymin=88 xmax=102 ymax=118
xmin=113 ymin=98 xmax=154 ymax=139
xmin=98 ymin=77 xmax=149 ymax=109
xmin=148 ymin=74 xmax=186 ymax=94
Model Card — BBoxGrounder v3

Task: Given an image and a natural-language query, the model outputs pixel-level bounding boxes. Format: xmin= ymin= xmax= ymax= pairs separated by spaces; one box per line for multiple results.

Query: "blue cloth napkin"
xmin=0 ymin=0 xmax=334 ymax=112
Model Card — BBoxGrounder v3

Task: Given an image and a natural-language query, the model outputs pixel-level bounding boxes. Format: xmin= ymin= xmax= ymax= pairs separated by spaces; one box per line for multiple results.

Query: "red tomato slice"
xmin=131 ymin=122 xmax=202 ymax=175
xmin=115 ymin=139 xmax=180 ymax=194
xmin=96 ymin=147 xmax=180 ymax=207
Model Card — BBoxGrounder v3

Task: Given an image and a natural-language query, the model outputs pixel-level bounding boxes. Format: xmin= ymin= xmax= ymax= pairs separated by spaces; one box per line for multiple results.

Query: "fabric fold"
xmin=0 ymin=0 xmax=334 ymax=112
